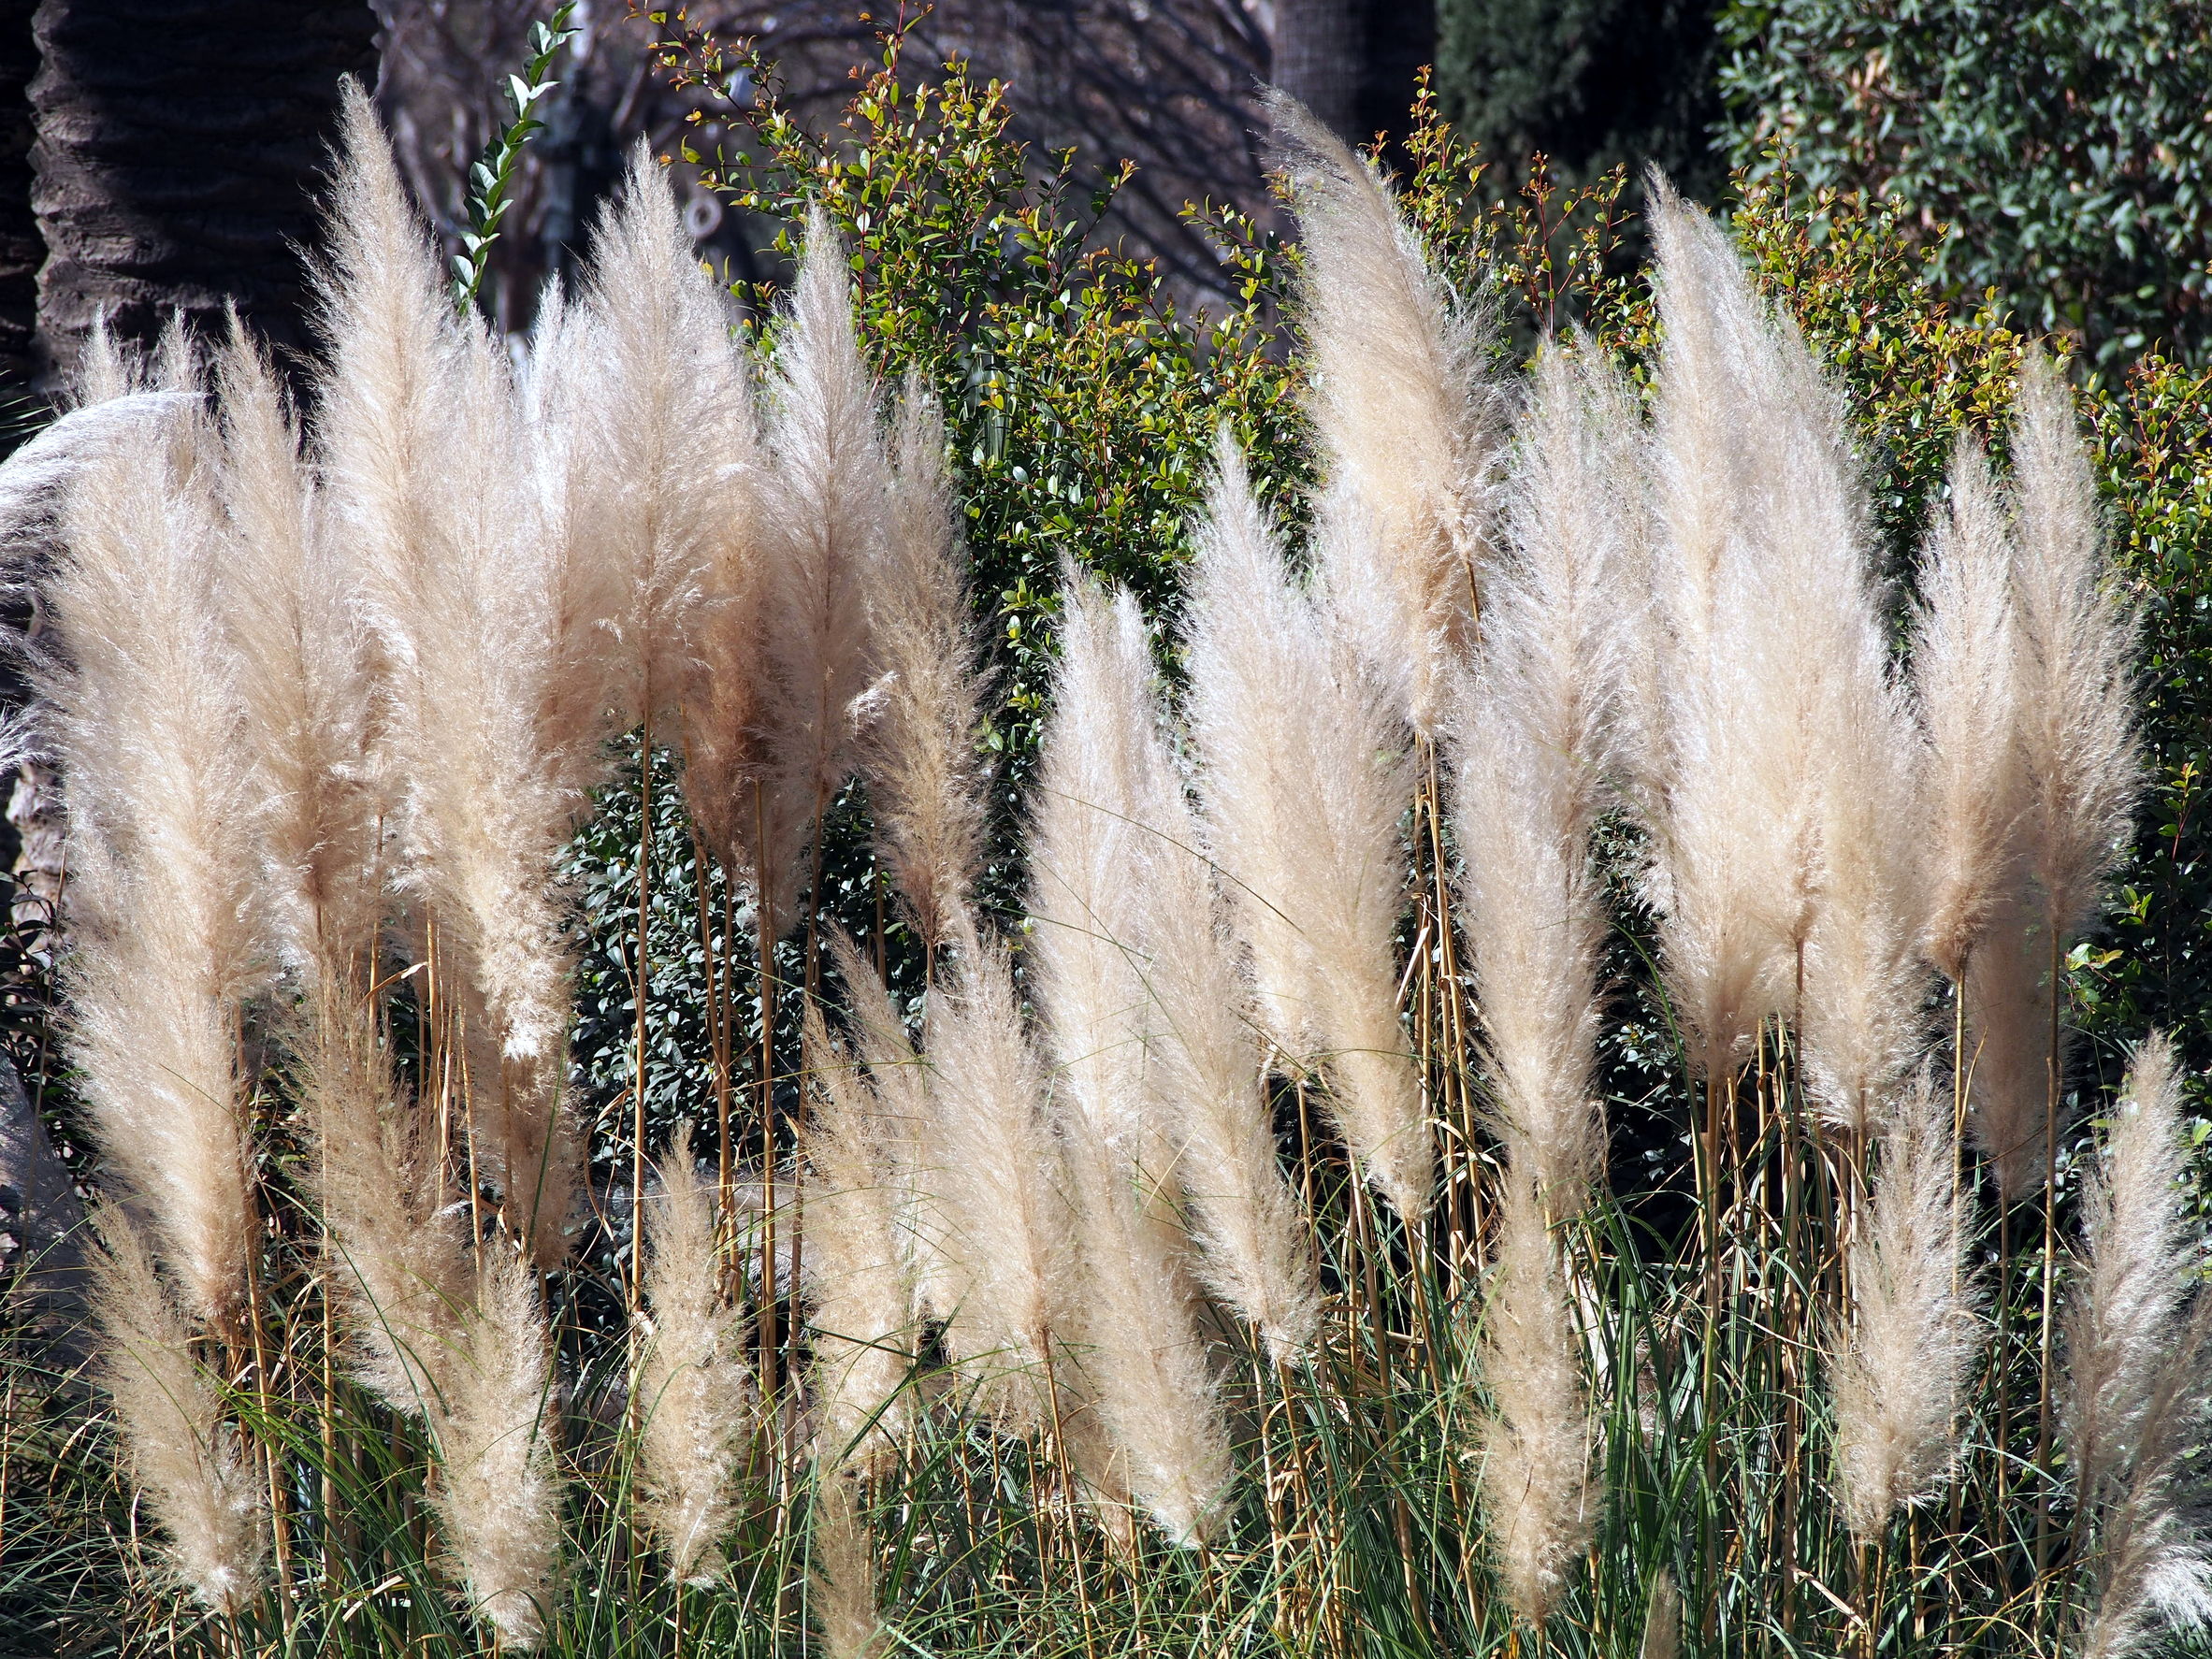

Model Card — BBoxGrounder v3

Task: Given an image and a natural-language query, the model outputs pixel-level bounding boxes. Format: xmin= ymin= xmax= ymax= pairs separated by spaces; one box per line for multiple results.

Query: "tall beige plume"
xmin=1028 ymin=574 xmax=1164 ymax=1174
xmin=865 ymin=380 xmax=989 ymax=946
xmin=1269 ymin=92 xmax=1498 ymax=737
xmin=924 ymin=912 xmax=1073 ymax=1423
xmin=1454 ymin=341 xmax=1629 ymax=1210
xmin=1184 ymin=435 xmax=1432 ymax=1221
xmin=1058 ymin=1109 xmax=1233 ymax=1546
xmin=824 ymin=928 xmax=942 ymax=1321
xmin=1475 ymin=1172 xmax=1594 ymax=1627
xmin=89 ymin=1209 xmax=267 ymax=1618
xmin=1829 ymin=1071 xmax=1978 ymax=1541
xmin=1913 ymin=434 xmax=2028 ymax=984
xmin=317 ymin=83 xmax=610 ymax=1263
xmin=306 ymin=988 xmax=470 ymax=1418
xmin=209 ymin=323 xmax=385 ymax=981
xmin=1967 ymin=355 xmax=2146 ymax=1193
xmin=802 ymin=1009 xmax=918 ymax=1474
xmin=636 ymin=1123 xmax=755 ymax=1581
xmin=2066 ymin=1033 xmax=2212 ymax=1657
xmin=1096 ymin=578 xmax=1320 ymax=1361
xmin=432 ymin=1248 xmax=563 ymax=1648
xmin=41 ymin=365 xmax=260 ymax=1327
xmin=810 ymin=1466 xmax=887 ymax=1659
xmin=745 ymin=206 xmax=891 ymax=938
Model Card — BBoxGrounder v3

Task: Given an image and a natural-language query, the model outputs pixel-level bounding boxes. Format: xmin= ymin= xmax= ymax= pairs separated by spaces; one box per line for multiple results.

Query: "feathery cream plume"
xmin=1184 ymin=434 xmax=1432 ymax=1220
xmin=1475 ymin=1171 xmax=1594 ymax=1627
xmin=306 ymin=988 xmax=470 ymax=1417
xmin=2063 ymin=1032 xmax=2194 ymax=1520
xmin=636 ymin=1123 xmax=755 ymax=1582
xmin=924 ymin=911 xmax=1073 ymax=1423
xmin=865 ymin=379 xmax=989 ymax=946
xmin=1028 ymin=573 xmax=1175 ymax=1190
xmin=2066 ymin=1033 xmax=2212 ymax=1657
xmin=318 ymin=84 xmax=608 ymax=1263
xmin=432 ymin=1247 xmax=563 ymax=1648
xmin=744 ymin=206 xmax=891 ymax=938
xmin=557 ymin=142 xmax=736 ymax=733
xmin=1454 ymin=341 xmax=1628 ymax=1210
xmin=1090 ymin=578 xmax=1320 ymax=1361
xmin=1829 ymin=1070 xmax=1978 ymax=1540
xmin=1269 ymin=93 xmax=1499 ymax=736
xmin=89 ymin=1208 xmax=267 ymax=1618
xmin=41 ymin=367 xmax=260 ymax=1327
xmin=802 ymin=1008 xmax=918 ymax=1474
xmin=1913 ymin=435 xmax=2028 ymax=983
xmin=210 ymin=323 xmax=386 ymax=983
xmin=2011 ymin=352 xmax=2145 ymax=946
xmin=1638 ymin=184 xmax=1903 ymax=1077
xmin=1057 ymin=1106 xmax=1233 ymax=1546
xmin=1964 ymin=354 xmax=2146 ymax=1192
xmin=810 ymin=1465 xmax=887 ymax=1659
xmin=823 ymin=929 xmax=943 ymax=1320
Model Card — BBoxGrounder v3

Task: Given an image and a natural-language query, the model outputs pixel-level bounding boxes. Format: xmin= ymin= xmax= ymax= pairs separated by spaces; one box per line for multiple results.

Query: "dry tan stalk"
xmin=636 ymin=1122 xmax=755 ymax=1581
xmin=809 ymin=1465 xmax=887 ymax=1659
xmin=923 ymin=910 xmax=1073 ymax=1424
xmin=88 ymin=1207 xmax=267 ymax=1618
xmin=1475 ymin=1171 xmax=1594 ymax=1626
xmin=864 ymin=380 xmax=989 ymax=945
xmin=431 ymin=1246 xmax=562 ymax=1648
xmin=1184 ymin=435 xmax=1432 ymax=1221
xmin=1829 ymin=1071 xmax=1978 ymax=1540
xmin=1269 ymin=93 xmax=1500 ymax=737
xmin=41 ymin=362 xmax=260 ymax=1326
xmin=801 ymin=1008 xmax=918 ymax=1475
xmin=1913 ymin=434 xmax=2029 ymax=983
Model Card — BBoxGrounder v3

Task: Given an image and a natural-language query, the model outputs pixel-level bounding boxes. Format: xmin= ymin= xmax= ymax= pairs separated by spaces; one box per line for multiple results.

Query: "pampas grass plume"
xmin=1270 ymin=92 xmax=1497 ymax=736
xmin=90 ymin=1208 xmax=267 ymax=1618
xmin=866 ymin=379 xmax=988 ymax=945
xmin=1476 ymin=1172 xmax=1594 ymax=1626
xmin=1829 ymin=1070 xmax=1978 ymax=1540
xmin=1185 ymin=434 xmax=1431 ymax=1220
xmin=434 ymin=1248 xmax=562 ymax=1647
xmin=636 ymin=1122 xmax=755 ymax=1581
xmin=802 ymin=1009 xmax=918 ymax=1474
xmin=811 ymin=1467 xmax=887 ymax=1659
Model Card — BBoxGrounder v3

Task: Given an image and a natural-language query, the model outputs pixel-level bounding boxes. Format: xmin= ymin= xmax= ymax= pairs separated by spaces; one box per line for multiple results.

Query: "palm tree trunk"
xmin=28 ymin=0 xmax=376 ymax=387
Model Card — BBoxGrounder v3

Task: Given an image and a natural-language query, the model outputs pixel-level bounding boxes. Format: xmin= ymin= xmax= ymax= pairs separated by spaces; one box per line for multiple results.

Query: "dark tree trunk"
xmin=27 ymin=0 xmax=378 ymax=388
xmin=0 ymin=1 xmax=38 ymax=389
xmin=1273 ymin=0 xmax=1361 ymax=141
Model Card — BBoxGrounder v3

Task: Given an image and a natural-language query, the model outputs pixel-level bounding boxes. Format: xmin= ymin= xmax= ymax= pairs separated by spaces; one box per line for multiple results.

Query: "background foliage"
xmin=1720 ymin=0 xmax=2212 ymax=374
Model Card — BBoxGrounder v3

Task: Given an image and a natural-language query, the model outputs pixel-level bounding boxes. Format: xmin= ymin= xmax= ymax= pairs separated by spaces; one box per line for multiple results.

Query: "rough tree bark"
xmin=0 ymin=0 xmax=37 ymax=388
xmin=27 ymin=0 xmax=378 ymax=386
xmin=1272 ymin=0 xmax=1361 ymax=140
